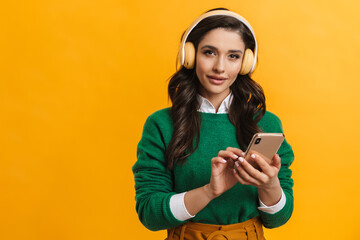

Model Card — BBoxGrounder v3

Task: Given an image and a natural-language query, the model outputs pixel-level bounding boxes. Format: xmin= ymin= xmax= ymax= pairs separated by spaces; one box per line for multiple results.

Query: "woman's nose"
xmin=213 ymin=57 xmax=225 ymax=73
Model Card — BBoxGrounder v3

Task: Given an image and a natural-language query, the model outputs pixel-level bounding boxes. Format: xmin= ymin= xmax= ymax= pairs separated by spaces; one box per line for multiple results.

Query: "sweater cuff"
xmin=169 ymin=192 xmax=196 ymax=221
xmin=258 ymin=189 xmax=286 ymax=214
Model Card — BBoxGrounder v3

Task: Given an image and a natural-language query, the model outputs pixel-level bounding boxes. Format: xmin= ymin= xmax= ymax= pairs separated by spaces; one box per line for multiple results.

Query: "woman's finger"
xmin=234 ymin=160 xmax=262 ymax=186
xmin=218 ymin=150 xmax=241 ymax=161
xmin=226 ymin=147 xmax=245 ymax=158
xmin=232 ymin=168 xmax=248 ymax=185
xmin=238 ymin=157 xmax=268 ymax=184
xmin=211 ymin=157 xmax=227 ymax=165
xmin=211 ymin=157 xmax=229 ymax=175
xmin=248 ymin=153 xmax=273 ymax=175
xmin=272 ymin=154 xmax=281 ymax=169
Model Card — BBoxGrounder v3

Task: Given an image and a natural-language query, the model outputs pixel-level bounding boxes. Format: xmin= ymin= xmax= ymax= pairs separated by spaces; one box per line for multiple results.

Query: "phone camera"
xmin=255 ymin=138 xmax=261 ymax=144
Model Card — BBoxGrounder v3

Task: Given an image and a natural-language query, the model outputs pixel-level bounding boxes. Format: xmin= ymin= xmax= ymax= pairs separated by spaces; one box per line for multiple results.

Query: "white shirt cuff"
xmin=169 ymin=192 xmax=195 ymax=221
xmin=258 ymin=189 xmax=286 ymax=214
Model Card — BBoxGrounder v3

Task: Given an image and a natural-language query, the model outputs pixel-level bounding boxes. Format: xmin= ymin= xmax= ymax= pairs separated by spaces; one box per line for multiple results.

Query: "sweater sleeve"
xmin=258 ymin=113 xmax=295 ymax=228
xmin=132 ymin=114 xmax=186 ymax=231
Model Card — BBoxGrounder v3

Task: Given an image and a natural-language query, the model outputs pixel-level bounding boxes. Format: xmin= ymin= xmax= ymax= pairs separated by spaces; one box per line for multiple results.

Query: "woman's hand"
xmin=205 ymin=147 xmax=245 ymax=199
xmin=233 ymin=153 xmax=283 ymax=206
xmin=185 ymin=147 xmax=244 ymax=216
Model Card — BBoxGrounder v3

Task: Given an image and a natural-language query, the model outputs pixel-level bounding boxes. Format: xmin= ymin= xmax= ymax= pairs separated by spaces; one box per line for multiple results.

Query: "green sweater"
xmin=133 ymin=108 xmax=294 ymax=231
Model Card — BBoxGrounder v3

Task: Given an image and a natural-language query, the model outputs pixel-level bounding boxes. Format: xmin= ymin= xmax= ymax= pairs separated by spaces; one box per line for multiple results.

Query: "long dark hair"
xmin=166 ymin=8 xmax=266 ymax=169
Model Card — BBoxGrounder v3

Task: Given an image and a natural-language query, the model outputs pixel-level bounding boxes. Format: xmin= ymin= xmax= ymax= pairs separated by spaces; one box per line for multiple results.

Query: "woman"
xmin=133 ymin=8 xmax=294 ymax=240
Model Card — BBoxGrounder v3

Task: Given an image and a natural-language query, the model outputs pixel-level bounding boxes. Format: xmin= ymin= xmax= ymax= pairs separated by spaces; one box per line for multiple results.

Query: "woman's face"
xmin=196 ymin=28 xmax=245 ymax=101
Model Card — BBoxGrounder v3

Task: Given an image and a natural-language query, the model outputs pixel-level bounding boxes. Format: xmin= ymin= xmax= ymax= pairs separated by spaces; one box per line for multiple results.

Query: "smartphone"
xmin=244 ymin=133 xmax=285 ymax=170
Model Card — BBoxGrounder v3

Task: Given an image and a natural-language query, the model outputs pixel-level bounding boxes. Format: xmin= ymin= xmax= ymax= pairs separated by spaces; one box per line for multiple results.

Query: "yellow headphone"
xmin=178 ymin=10 xmax=258 ymax=75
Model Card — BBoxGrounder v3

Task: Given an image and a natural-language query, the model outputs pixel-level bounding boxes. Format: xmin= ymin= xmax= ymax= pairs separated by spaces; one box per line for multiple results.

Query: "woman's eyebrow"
xmin=228 ymin=49 xmax=243 ymax=54
xmin=200 ymin=45 xmax=243 ymax=54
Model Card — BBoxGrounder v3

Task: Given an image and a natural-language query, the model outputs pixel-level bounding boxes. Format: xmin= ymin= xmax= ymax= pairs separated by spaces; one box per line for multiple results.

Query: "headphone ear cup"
xmin=183 ymin=42 xmax=196 ymax=69
xmin=239 ymin=49 xmax=255 ymax=75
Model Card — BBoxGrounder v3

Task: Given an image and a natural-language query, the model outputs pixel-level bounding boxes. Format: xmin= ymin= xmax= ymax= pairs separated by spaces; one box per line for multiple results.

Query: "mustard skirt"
xmin=166 ymin=217 xmax=265 ymax=240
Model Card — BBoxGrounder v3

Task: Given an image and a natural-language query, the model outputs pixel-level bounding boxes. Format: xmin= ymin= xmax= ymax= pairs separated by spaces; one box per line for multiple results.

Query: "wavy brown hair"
xmin=166 ymin=8 xmax=266 ymax=169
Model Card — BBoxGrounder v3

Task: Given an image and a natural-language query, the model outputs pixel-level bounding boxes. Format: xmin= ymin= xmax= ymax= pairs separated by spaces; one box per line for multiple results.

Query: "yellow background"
xmin=1 ymin=0 xmax=359 ymax=239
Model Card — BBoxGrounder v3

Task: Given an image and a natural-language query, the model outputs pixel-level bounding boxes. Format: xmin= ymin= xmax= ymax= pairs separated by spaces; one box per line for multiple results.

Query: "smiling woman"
xmin=132 ymin=8 xmax=294 ymax=240
xmin=196 ymin=28 xmax=245 ymax=107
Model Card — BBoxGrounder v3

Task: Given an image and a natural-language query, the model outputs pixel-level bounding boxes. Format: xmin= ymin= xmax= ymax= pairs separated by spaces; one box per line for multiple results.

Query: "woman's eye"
xmin=229 ymin=54 xmax=240 ymax=59
xmin=203 ymin=50 xmax=214 ymax=55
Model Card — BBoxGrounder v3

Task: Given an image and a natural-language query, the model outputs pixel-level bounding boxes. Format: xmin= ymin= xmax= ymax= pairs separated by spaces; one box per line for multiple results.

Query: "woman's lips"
xmin=207 ymin=75 xmax=227 ymax=85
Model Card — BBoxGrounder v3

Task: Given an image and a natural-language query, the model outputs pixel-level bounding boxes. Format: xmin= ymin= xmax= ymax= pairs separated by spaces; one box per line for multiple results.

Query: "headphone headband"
xmin=178 ymin=10 xmax=258 ymax=73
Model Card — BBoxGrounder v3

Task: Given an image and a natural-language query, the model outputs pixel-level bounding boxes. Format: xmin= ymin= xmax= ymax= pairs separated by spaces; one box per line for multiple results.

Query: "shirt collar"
xmin=197 ymin=93 xmax=233 ymax=114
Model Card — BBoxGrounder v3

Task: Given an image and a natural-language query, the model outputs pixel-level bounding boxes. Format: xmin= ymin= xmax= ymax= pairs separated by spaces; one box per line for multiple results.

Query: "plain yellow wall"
xmin=1 ymin=0 xmax=359 ymax=239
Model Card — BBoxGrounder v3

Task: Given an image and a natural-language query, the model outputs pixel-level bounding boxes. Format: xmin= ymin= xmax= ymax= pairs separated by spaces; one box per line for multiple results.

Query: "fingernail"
xmin=241 ymin=152 xmax=245 ymax=157
xmin=233 ymin=169 xmax=237 ymax=173
xmin=239 ymin=157 xmax=244 ymax=163
xmin=235 ymin=161 xmax=239 ymax=167
xmin=233 ymin=154 xmax=239 ymax=159
xmin=251 ymin=154 xmax=256 ymax=159
xmin=222 ymin=159 xmax=227 ymax=163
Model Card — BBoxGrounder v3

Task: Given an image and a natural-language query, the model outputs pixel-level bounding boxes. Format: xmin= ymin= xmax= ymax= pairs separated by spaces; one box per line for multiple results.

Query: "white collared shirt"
xmin=197 ymin=93 xmax=233 ymax=113
xmin=169 ymin=93 xmax=286 ymax=220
